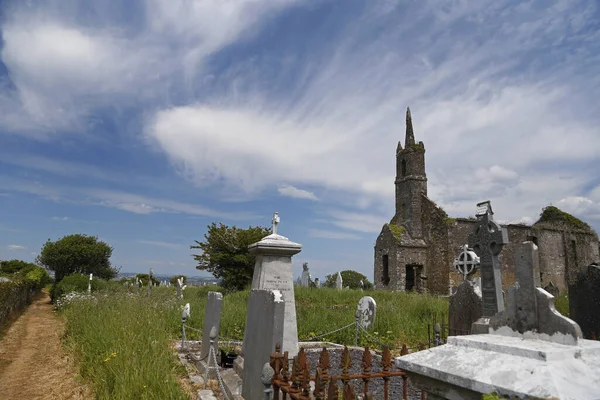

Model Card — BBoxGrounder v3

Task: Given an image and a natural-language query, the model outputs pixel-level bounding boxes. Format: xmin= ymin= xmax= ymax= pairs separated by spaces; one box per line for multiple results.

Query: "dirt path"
xmin=0 ymin=290 xmax=92 ymax=400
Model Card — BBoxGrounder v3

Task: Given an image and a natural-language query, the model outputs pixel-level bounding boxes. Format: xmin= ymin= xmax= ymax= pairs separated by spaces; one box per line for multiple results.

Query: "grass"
xmin=59 ymin=284 xmax=449 ymax=399
xmin=173 ymin=285 xmax=449 ymax=350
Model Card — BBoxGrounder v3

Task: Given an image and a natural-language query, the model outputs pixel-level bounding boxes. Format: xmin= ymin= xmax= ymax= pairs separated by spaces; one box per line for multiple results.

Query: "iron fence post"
xmin=355 ymin=310 xmax=360 ymax=346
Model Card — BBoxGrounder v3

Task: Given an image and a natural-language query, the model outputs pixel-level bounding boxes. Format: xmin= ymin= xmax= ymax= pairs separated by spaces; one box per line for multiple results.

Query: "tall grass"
xmin=179 ymin=285 xmax=449 ymax=349
xmin=60 ymin=285 xmax=448 ymax=399
xmin=61 ymin=291 xmax=189 ymax=400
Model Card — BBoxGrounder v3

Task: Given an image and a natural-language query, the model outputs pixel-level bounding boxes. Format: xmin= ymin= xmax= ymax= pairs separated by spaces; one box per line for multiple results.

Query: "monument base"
xmin=470 ymin=317 xmax=490 ymax=334
xmin=395 ymin=334 xmax=600 ymax=400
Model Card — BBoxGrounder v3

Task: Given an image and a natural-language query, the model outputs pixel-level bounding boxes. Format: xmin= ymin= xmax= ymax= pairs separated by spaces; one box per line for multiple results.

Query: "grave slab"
xmin=396 ymin=334 xmax=600 ymax=400
xmin=240 ymin=289 xmax=285 ymax=400
xmin=200 ymin=292 xmax=223 ymax=363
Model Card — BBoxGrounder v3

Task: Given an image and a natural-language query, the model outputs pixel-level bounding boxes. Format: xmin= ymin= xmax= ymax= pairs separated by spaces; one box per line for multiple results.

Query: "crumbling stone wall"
xmin=421 ymin=195 xmax=450 ymax=295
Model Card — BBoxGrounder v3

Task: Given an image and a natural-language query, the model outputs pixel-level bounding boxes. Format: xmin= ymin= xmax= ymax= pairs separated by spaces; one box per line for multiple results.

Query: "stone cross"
xmin=453 ymin=244 xmax=480 ymax=282
xmin=272 ymin=212 xmax=280 ymax=236
xmin=468 ymin=201 xmax=508 ymax=317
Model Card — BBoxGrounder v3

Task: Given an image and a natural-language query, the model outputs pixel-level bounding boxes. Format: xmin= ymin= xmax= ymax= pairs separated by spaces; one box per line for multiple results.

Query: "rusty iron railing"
xmin=270 ymin=343 xmax=425 ymax=400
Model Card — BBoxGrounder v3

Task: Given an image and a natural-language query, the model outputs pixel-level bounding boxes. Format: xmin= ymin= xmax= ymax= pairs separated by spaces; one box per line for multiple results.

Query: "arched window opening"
xmin=401 ymin=159 xmax=407 ymax=177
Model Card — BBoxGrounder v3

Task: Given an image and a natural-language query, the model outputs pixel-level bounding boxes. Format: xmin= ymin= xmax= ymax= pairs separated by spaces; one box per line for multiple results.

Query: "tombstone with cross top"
xmin=453 ymin=244 xmax=480 ymax=282
xmin=468 ymin=201 xmax=508 ymax=318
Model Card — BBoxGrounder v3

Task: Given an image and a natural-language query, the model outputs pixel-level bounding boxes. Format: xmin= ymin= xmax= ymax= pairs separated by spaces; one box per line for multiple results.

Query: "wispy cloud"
xmin=137 ymin=240 xmax=183 ymax=250
xmin=278 ymin=184 xmax=318 ymax=201
xmin=0 ymin=176 xmax=256 ymax=221
xmin=8 ymin=244 xmax=26 ymax=250
xmin=307 ymin=229 xmax=361 ymax=240
xmin=51 ymin=216 xmax=69 ymax=221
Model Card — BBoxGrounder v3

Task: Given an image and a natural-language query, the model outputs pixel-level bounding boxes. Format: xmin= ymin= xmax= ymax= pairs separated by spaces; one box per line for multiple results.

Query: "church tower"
xmin=394 ymin=108 xmax=427 ymax=238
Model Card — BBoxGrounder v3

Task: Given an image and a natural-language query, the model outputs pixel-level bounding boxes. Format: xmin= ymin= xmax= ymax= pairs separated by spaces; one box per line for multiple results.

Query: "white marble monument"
xmin=246 ymin=212 xmax=302 ymax=357
xmin=335 ymin=272 xmax=343 ymax=289
xmin=357 ymin=296 xmax=376 ymax=330
xmin=396 ymin=241 xmax=600 ymax=400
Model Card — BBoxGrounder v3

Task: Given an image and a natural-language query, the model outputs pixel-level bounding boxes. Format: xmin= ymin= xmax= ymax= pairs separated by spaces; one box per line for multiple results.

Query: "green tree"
xmin=324 ymin=270 xmax=373 ymax=290
xmin=37 ymin=234 xmax=118 ymax=283
xmin=0 ymin=259 xmax=38 ymax=275
xmin=191 ymin=222 xmax=270 ymax=291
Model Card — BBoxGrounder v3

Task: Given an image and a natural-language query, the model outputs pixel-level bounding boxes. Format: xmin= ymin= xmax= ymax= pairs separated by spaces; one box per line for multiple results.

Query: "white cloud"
xmin=0 ymin=175 xmax=256 ymax=221
xmin=137 ymin=240 xmax=183 ymax=250
xmin=327 ymin=211 xmax=388 ymax=234
xmin=8 ymin=245 xmax=26 ymax=250
xmin=51 ymin=216 xmax=69 ymax=221
xmin=278 ymin=184 xmax=318 ymax=201
xmin=307 ymin=229 xmax=361 ymax=240
xmin=556 ymin=197 xmax=600 ymax=222
xmin=0 ymin=0 xmax=307 ymax=137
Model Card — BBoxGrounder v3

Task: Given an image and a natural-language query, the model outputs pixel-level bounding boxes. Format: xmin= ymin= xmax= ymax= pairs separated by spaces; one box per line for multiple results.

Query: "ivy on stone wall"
xmin=535 ymin=206 xmax=593 ymax=233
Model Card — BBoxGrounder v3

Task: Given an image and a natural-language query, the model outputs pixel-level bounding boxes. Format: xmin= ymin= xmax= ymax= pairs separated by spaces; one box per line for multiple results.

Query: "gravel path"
xmin=302 ymin=347 xmax=424 ymax=400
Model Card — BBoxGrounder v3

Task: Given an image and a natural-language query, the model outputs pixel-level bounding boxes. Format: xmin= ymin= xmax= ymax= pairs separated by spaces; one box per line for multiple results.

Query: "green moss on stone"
xmin=535 ymin=206 xmax=592 ymax=232
xmin=444 ymin=217 xmax=456 ymax=225
xmin=388 ymin=224 xmax=405 ymax=243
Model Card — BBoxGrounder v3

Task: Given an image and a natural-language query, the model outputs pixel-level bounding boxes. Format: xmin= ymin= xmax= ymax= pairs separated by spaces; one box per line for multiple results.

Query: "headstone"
xmin=88 ymin=273 xmax=93 ymax=294
xmin=356 ymin=296 xmax=376 ymax=330
xmin=241 ymin=289 xmax=285 ymax=400
xmin=247 ymin=212 xmax=301 ymax=357
xmin=359 ymin=280 xmax=364 ymax=290
xmin=467 ymin=201 xmax=508 ymax=333
xmin=448 ymin=281 xmax=482 ymax=336
xmin=335 ymin=272 xmax=343 ymax=289
xmin=568 ymin=262 xmax=600 ymax=340
xmin=200 ymin=292 xmax=223 ymax=361
xmin=314 ymin=278 xmax=320 ymax=287
xmin=176 ymin=277 xmax=186 ymax=299
xmin=395 ymin=241 xmax=600 ymax=400
xmin=490 ymin=241 xmax=583 ymax=343
xmin=300 ymin=262 xmax=311 ymax=286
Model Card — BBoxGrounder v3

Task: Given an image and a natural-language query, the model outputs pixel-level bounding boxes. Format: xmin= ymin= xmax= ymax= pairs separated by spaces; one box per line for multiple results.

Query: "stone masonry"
xmin=374 ymin=108 xmax=600 ymax=295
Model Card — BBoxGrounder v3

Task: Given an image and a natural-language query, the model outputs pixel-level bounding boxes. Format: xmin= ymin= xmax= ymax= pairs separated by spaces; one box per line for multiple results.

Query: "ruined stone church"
xmin=374 ymin=109 xmax=600 ymax=295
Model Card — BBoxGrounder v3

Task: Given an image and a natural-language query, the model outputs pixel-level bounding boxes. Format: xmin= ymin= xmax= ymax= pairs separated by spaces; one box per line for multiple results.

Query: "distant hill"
xmin=116 ymin=272 xmax=219 ymax=285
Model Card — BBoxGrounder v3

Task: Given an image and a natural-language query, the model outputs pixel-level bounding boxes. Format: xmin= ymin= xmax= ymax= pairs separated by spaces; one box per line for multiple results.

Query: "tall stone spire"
xmin=405 ymin=107 xmax=415 ymax=147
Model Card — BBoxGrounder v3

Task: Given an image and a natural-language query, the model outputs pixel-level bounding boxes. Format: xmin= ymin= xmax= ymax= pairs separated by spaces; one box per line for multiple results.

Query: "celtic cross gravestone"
xmin=468 ymin=200 xmax=508 ymax=318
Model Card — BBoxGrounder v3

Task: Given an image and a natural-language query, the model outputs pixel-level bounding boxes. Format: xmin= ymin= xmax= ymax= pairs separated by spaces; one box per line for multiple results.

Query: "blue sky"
xmin=1 ymin=0 xmax=599 ymax=281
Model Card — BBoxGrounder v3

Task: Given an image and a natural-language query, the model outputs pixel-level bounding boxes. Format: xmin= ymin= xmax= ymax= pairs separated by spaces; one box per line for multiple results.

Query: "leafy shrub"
xmin=51 ymin=273 xmax=108 ymax=302
xmin=0 ymin=259 xmax=39 ymax=274
xmin=24 ymin=266 xmax=52 ymax=290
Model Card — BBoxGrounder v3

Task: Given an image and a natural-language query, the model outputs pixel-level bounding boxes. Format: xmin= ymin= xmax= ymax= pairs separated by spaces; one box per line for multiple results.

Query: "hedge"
xmin=0 ymin=266 xmax=52 ymax=328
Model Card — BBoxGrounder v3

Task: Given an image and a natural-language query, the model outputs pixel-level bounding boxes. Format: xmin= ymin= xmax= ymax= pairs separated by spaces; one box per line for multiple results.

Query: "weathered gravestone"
xmin=335 ymin=271 xmax=343 ymax=289
xmin=449 ymin=282 xmax=482 ymax=336
xmin=247 ymin=212 xmax=301 ymax=358
xmin=449 ymin=245 xmax=482 ymax=335
xmin=569 ymin=262 xmax=600 ymax=340
xmin=356 ymin=296 xmax=377 ymax=330
xmin=396 ymin=241 xmax=600 ymax=400
xmin=543 ymin=281 xmax=560 ymax=298
xmin=300 ymin=262 xmax=311 ymax=287
xmin=467 ymin=200 xmax=508 ymax=334
xmin=240 ymin=289 xmax=285 ymax=400
xmin=490 ymin=241 xmax=583 ymax=342
xmin=199 ymin=292 xmax=223 ymax=366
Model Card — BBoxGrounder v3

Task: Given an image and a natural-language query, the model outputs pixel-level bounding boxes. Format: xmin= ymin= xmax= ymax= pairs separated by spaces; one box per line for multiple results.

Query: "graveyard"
xmin=2 ymin=1 xmax=600 ymax=399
